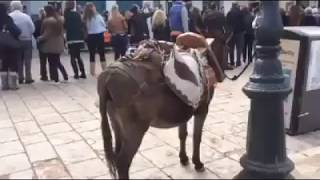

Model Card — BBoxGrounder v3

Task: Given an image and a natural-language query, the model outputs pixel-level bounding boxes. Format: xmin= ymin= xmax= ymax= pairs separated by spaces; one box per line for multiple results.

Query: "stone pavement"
xmin=0 ymin=52 xmax=320 ymax=179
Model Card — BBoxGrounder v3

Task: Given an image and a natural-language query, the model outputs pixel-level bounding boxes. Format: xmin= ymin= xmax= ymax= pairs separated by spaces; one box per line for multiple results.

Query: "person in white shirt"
xmin=9 ymin=1 xmax=35 ymax=84
xmin=83 ymin=2 xmax=107 ymax=76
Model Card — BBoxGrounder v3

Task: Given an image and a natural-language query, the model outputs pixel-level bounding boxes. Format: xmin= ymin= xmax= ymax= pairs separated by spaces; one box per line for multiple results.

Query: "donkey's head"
xmin=176 ymin=33 xmax=225 ymax=82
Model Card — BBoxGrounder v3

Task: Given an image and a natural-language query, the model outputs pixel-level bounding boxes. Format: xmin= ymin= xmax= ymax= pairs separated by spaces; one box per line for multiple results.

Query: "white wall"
xmin=192 ymin=1 xmax=203 ymax=11
xmin=106 ymin=0 xmax=117 ymax=12
xmin=29 ymin=0 xmax=48 ymax=16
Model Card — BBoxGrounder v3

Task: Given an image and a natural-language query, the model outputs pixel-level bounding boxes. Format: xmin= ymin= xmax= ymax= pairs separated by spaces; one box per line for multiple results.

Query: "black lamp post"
xmin=234 ymin=1 xmax=294 ymax=179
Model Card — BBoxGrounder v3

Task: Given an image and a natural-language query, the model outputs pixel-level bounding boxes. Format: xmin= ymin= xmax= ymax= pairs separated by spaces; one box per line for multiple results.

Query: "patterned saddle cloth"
xmin=124 ymin=40 xmax=217 ymax=109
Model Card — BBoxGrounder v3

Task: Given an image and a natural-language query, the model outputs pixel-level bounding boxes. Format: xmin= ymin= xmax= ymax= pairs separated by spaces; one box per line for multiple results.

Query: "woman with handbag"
xmin=0 ymin=2 xmax=21 ymax=90
xmin=64 ymin=1 xmax=86 ymax=79
xmin=38 ymin=5 xmax=68 ymax=83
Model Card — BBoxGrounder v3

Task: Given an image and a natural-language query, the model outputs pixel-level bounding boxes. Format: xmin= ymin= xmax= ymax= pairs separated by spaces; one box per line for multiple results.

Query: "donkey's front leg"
xmin=192 ymin=109 xmax=208 ymax=172
xmin=179 ymin=123 xmax=189 ymax=166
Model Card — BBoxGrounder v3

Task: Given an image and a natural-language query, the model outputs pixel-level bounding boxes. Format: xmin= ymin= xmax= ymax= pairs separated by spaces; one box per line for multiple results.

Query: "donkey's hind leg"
xmin=179 ymin=123 xmax=189 ymax=166
xmin=116 ymin=123 xmax=148 ymax=179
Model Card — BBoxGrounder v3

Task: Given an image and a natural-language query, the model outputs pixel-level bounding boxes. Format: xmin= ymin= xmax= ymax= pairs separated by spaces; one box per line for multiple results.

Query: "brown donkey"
xmin=98 ymin=35 xmax=225 ymax=179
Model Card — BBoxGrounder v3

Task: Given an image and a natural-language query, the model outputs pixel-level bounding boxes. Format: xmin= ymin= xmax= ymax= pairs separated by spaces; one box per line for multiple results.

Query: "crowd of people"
xmin=1 ymin=0 xmax=320 ymax=91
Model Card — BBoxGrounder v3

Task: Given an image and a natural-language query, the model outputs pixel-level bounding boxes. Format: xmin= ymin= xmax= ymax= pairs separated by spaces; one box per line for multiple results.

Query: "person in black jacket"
xmin=128 ymin=4 xmax=152 ymax=45
xmin=227 ymin=3 xmax=246 ymax=67
xmin=34 ymin=8 xmax=48 ymax=81
xmin=0 ymin=2 xmax=21 ymax=90
xmin=152 ymin=9 xmax=170 ymax=41
xmin=242 ymin=6 xmax=254 ymax=63
xmin=64 ymin=1 xmax=86 ymax=79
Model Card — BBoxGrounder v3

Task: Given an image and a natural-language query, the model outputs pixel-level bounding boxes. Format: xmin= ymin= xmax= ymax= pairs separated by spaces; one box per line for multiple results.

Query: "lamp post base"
xmin=234 ymin=170 xmax=295 ymax=179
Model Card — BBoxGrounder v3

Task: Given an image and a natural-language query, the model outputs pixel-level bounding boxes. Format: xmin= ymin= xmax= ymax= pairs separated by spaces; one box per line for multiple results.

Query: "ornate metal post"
xmin=234 ymin=1 xmax=294 ymax=179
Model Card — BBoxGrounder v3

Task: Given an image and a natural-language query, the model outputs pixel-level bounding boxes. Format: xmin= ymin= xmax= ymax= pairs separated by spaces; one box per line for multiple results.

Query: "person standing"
xmin=0 ymin=2 xmax=21 ymax=90
xmin=303 ymin=7 xmax=317 ymax=26
xmin=38 ymin=5 xmax=68 ymax=83
xmin=202 ymin=2 xmax=232 ymax=70
xmin=34 ymin=8 xmax=48 ymax=81
xmin=242 ymin=6 xmax=254 ymax=64
xmin=152 ymin=9 xmax=171 ymax=41
xmin=169 ymin=0 xmax=189 ymax=42
xmin=83 ymin=3 xmax=107 ymax=76
xmin=128 ymin=4 xmax=152 ymax=45
xmin=108 ymin=5 xmax=128 ymax=61
xmin=142 ymin=1 xmax=154 ymax=39
xmin=226 ymin=3 xmax=246 ymax=67
xmin=184 ymin=0 xmax=204 ymax=34
xmin=9 ymin=1 xmax=35 ymax=84
xmin=64 ymin=1 xmax=86 ymax=79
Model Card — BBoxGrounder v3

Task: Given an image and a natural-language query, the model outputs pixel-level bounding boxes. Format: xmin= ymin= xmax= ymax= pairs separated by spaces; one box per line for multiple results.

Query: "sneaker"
xmin=25 ymin=80 xmax=35 ymax=84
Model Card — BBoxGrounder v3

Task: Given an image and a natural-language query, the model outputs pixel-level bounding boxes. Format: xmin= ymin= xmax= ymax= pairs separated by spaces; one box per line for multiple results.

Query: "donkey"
xmin=97 ymin=34 xmax=225 ymax=179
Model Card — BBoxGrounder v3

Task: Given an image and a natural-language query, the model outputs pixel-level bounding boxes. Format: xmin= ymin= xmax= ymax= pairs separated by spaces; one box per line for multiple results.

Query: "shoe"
xmin=80 ymin=74 xmax=87 ymax=79
xmin=74 ymin=75 xmax=79 ymax=80
xmin=19 ymin=80 xmax=24 ymax=84
xmin=40 ymin=77 xmax=48 ymax=81
xmin=236 ymin=62 xmax=242 ymax=67
xmin=61 ymin=80 xmax=68 ymax=84
xmin=25 ymin=80 xmax=35 ymax=84
xmin=225 ymin=65 xmax=234 ymax=70
xmin=1 ymin=72 xmax=9 ymax=90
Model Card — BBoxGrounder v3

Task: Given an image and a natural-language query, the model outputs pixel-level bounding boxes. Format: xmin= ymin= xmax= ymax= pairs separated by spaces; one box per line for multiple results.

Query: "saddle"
xmin=118 ymin=33 xmax=218 ymax=109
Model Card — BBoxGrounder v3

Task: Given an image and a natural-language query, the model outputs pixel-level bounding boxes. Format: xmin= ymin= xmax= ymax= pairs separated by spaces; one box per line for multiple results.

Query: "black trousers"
xmin=229 ymin=32 xmax=245 ymax=66
xmin=69 ymin=43 xmax=85 ymax=76
xmin=243 ymin=33 xmax=254 ymax=63
xmin=39 ymin=50 xmax=48 ymax=80
xmin=0 ymin=48 xmax=18 ymax=72
xmin=87 ymin=33 xmax=106 ymax=63
xmin=111 ymin=34 xmax=128 ymax=60
xmin=47 ymin=53 xmax=68 ymax=82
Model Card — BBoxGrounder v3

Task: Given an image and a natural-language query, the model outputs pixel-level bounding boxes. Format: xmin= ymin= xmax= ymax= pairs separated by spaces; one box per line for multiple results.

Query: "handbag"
xmin=0 ymin=26 xmax=21 ymax=49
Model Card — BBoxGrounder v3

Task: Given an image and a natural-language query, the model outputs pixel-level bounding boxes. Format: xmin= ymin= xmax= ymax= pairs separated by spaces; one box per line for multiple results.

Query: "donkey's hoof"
xmin=195 ymin=164 xmax=205 ymax=172
xmin=180 ymin=157 xmax=190 ymax=166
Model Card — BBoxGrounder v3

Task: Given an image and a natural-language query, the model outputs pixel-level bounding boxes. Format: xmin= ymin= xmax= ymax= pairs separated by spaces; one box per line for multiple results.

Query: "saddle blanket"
xmin=163 ymin=45 xmax=208 ymax=109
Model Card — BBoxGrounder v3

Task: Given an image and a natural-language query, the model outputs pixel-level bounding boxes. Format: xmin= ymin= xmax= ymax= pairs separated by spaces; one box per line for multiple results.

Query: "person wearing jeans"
xmin=64 ymin=1 xmax=86 ymax=79
xmin=9 ymin=1 xmax=35 ymax=84
xmin=108 ymin=5 xmax=128 ymax=61
xmin=38 ymin=5 xmax=68 ymax=83
xmin=83 ymin=3 xmax=107 ymax=76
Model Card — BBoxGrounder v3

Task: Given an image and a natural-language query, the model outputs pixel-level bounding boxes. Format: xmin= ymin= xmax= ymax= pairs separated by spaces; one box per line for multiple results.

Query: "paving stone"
xmin=41 ymin=122 xmax=73 ymax=135
xmin=66 ymin=159 xmax=108 ymax=179
xmin=55 ymin=141 xmax=97 ymax=164
xmin=131 ymin=168 xmax=170 ymax=179
xmin=29 ymin=106 xmax=57 ymax=116
xmin=48 ymin=131 xmax=82 ymax=146
xmin=71 ymin=120 xmax=100 ymax=133
xmin=184 ymin=143 xmax=224 ymax=164
xmin=62 ymin=111 xmax=97 ymax=123
xmin=139 ymin=133 xmax=165 ymax=151
xmin=94 ymin=174 xmax=112 ymax=179
xmin=20 ymin=133 xmax=47 ymax=145
xmin=35 ymin=113 xmax=64 ymax=126
xmin=0 ymin=154 xmax=31 ymax=175
xmin=141 ymin=146 xmax=179 ymax=169
xmin=0 ymin=128 xmax=19 ymax=143
xmin=25 ymin=142 xmax=57 ymax=163
xmin=0 ymin=120 xmax=13 ymax=129
xmin=0 ymin=141 xmax=24 ymax=157
xmin=34 ymin=159 xmax=70 ymax=179
xmin=203 ymin=132 xmax=239 ymax=154
xmin=15 ymin=121 xmax=41 ymax=136
xmin=163 ymin=164 xmax=219 ymax=179
xmin=130 ymin=153 xmax=154 ymax=173
xmin=150 ymin=128 xmax=181 ymax=148
xmin=206 ymin=158 xmax=241 ymax=179
xmin=8 ymin=169 xmax=34 ymax=179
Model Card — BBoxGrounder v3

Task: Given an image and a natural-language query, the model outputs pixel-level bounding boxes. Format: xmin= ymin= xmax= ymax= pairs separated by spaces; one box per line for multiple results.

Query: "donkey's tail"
xmin=98 ymin=72 xmax=117 ymax=178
